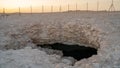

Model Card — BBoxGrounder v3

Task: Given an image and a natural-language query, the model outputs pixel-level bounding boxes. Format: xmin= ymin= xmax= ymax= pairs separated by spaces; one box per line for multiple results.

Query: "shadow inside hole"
xmin=37 ymin=43 xmax=97 ymax=60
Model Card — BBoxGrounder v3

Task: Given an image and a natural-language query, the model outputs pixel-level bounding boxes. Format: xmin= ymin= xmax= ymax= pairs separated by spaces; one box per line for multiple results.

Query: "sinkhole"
xmin=37 ymin=43 xmax=97 ymax=61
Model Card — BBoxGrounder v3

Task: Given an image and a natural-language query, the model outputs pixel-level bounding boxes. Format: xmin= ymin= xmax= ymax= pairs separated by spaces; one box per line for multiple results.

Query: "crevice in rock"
xmin=37 ymin=43 xmax=97 ymax=61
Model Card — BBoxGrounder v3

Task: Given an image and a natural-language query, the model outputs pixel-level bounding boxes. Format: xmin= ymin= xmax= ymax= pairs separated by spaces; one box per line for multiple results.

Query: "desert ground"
xmin=0 ymin=11 xmax=120 ymax=68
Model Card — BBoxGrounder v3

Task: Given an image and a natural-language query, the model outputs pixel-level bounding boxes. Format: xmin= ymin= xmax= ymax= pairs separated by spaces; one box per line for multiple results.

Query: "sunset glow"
xmin=0 ymin=0 xmax=120 ymax=13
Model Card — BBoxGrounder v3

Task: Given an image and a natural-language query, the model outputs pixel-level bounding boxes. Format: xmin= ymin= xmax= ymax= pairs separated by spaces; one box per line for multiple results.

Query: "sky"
xmin=0 ymin=0 xmax=120 ymax=13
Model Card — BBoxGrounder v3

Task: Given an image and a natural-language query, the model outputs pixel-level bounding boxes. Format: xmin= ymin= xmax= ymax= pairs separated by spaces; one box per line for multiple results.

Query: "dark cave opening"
xmin=37 ymin=43 xmax=97 ymax=61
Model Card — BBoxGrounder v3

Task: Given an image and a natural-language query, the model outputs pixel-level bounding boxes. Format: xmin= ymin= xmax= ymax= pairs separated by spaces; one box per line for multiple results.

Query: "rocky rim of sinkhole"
xmin=2 ymin=20 xmax=104 ymax=66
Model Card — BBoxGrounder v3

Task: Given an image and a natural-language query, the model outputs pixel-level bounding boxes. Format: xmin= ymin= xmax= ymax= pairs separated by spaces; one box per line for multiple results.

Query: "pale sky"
xmin=0 ymin=0 xmax=120 ymax=13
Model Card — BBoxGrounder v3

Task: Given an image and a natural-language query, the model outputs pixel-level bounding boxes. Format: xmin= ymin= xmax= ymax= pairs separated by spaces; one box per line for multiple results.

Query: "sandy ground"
xmin=0 ymin=11 xmax=120 ymax=68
